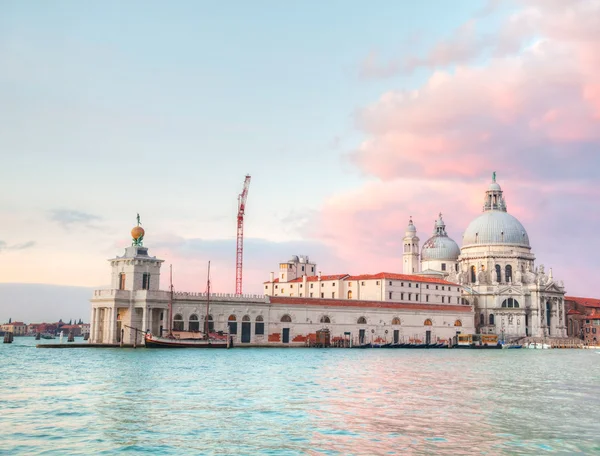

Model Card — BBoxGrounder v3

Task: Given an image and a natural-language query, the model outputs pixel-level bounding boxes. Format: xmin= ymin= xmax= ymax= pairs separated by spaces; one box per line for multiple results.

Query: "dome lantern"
xmin=483 ymin=171 xmax=507 ymax=212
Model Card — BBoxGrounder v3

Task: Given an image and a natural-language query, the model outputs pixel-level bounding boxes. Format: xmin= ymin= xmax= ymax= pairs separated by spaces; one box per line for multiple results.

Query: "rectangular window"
xmin=401 ymin=293 xmax=404 ymax=300
xmin=426 ymin=295 xmax=429 ymax=302
xmin=281 ymin=289 xmax=285 ymax=294
xmin=299 ymin=284 xmax=303 ymax=288
xmin=389 ymin=281 xmax=392 ymax=285
xmin=290 ymin=284 xmax=294 ymax=288
xmin=442 ymin=296 xmax=445 ymax=303
xmin=416 ymin=284 xmax=419 ymax=288
xmin=290 ymin=293 xmax=294 ymax=297
xmin=416 ymin=294 xmax=419 ymax=301
xmin=332 ymin=292 xmax=335 ymax=298
xmin=348 ymin=282 xmax=352 ymax=287
xmin=321 ymin=283 xmax=324 ymax=287
xmin=310 ymin=293 xmax=313 ymax=298
xmin=442 ymin=286 xmax=445 ymax=291
xmin=142 ymin=273 xmax=150 ymax=290
xmin=311 ymin=284 xmax=314 ymax=288
xmin=333 ymin=283 xmax=336 ymax=287
xmin=119 ymin=273 xmax=126 ymax=290
xmin=275 ymin=285 xmax=278 ymax=289
xmin=376 ymin=281 xmax=380 ymax=285
xmin=361 ymin=281 xmax=365 ymax=286
xmin=321 ymin=293 xmax=324 ymax=298
xmin=408 ymin=283 xmax=412 ymax=288
xmin=389 ymin=292 xmax=392 ymax=299
xmin=311 ymin=267 xmax=314 ymax=272
xmin=436 ymin=285 xmax=439 ymax=290
xmin=255 ymin=321 xmax=264 ymax=335
xmin=426 ymin=285 xmax=429 ymax=289
xmin=408 ymin=293 xmax=411 ymax=301
xmin=265 ymin=285 xmax=268 ymax=289
xmin=299 ymin=293 xmax=302 ymax=297
xmin=441 ymin=263 xmax=446 ymax=271
xmin=401 ymin=282 xmax=404 ymax=287
xmin=302 ymin=266 xmax=305 ymax=272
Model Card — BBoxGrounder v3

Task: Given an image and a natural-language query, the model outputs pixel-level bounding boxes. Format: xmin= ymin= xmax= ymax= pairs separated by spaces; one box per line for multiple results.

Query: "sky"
xmin=1 ymin=0 xmax=600 ymax=322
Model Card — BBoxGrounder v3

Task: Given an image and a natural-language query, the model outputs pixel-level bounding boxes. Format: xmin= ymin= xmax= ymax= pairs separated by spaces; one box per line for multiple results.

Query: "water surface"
xmin=1 ymin=338 xmax=599 ymax=455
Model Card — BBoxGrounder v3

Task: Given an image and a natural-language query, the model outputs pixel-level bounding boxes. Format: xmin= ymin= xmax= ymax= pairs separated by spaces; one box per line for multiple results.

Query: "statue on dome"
xmin=492 ymin=171 xmax=496 ymax=182
xmin=131 ymin=214 xmax=145 ymax=246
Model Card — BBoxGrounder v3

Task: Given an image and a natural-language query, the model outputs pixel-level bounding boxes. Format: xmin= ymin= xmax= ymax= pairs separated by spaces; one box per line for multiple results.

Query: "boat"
xmin=144 ymin=262 xmax=230 ymax=349
xmin=40 ymin=333 xmax=55 ymax=340
xmin=527 ymin=342 xmax=551 ymax=350
xmin=454 ymin=334 xmax=502 ymax=349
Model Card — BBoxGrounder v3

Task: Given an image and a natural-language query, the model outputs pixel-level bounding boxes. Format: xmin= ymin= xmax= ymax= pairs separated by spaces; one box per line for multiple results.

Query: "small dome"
xmin=422 ymin=235 xmax=460 ymax=261
xmin=462 ymin=211 xmax=529 ymax=248
xmin=406 ymin=218 xmax=416 ymax=233
xmin=488 ymin=182 xmax=502 ymax=191
xmin=131 ymin=226 xmax=145 ymax=240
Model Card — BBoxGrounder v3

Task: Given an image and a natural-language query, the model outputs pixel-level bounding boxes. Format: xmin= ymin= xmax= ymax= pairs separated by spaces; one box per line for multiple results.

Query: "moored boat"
xmin=144 ymin=261 xmax=231 ymax=349
xmin=144 ymin=332 xmax=229 ymax=348
xmin=454 ymin=334 xmax=502 ymax=349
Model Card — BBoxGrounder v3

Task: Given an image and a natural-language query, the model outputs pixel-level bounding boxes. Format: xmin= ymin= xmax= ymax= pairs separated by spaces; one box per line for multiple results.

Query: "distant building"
xmin=565 ymin=296 xmax=600 ymax=340
xmin=1 ymin=322 xmax=27 ymax=336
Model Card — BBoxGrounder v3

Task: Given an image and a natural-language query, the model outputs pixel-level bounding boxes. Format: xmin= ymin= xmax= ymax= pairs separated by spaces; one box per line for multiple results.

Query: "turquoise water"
xmin=1 ymin=339 xmax=599 ymax=455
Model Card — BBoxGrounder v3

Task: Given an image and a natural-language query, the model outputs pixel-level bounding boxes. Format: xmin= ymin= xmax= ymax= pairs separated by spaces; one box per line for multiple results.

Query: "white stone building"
xmin=90 ymin=234 xmax=474 ymax=346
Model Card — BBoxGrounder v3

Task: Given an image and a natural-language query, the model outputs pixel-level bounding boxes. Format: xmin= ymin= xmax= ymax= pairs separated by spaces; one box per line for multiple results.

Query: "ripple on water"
xmin=1 ymin=340 xmax=600 ymax=455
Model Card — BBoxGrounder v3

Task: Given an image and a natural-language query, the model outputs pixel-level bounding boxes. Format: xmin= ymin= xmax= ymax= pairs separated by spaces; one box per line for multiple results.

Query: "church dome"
xmin=462 ymin=173 xmax=530 ymax=248
xmin=421 ymin=213 xmax=460 ymax=261
xmin=462 ymin=211 xmax=530 ymax=247
xmin=422 ymin=235 xmax=460 ymax=261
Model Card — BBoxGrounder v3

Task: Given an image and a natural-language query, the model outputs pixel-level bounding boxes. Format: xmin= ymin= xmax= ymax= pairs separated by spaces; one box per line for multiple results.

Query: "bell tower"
xmin=403 ymin=217 xmax=420 ymax=274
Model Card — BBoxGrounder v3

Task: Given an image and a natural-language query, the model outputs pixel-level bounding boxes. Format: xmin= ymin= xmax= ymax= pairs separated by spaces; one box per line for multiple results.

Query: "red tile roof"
xmin=565 ymin=296 xmax=600 ymax=308
xmin=268 ymin=296 xmax=472 ymax=312
xmin=265 ymin=272 xmax=457 ymax=286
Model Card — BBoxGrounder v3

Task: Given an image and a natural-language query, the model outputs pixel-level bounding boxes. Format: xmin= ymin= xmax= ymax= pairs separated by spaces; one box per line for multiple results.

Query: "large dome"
xmin=422 ymin=235 xmax=460 ymax=261
xmin=462 ymin=211 xmax=530 ymax=248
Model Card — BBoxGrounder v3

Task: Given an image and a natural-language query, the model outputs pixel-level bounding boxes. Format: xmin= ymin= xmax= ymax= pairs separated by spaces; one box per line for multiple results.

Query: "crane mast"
xmin=236 ymin=175 xmax=251 ymax=295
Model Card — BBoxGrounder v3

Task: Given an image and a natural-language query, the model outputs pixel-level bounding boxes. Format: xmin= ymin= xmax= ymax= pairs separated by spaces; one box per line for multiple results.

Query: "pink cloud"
xmin=312 ymin=1 xmax=600 ymax=298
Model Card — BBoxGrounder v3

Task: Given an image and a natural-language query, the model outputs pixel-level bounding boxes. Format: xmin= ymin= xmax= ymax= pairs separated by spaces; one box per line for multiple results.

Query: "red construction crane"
xmin=236 ymin=175 xmax=251 ymax=295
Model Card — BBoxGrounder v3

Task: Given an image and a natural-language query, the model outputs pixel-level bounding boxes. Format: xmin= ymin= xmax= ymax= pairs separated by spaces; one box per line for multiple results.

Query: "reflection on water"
xmin=1 ymin=339 xmax=599 ymax=455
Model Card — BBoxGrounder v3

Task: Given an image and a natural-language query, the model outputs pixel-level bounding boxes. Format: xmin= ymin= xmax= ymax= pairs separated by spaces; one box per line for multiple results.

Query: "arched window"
xmin=424 ymin=319 xmax=432 ymax=326
xmin=280 ymin=314 xmax=292 ymax=323
xmin=392 ymin=317 xmax=401 ymax=325
xmin=454 ymin=320 xmax=462 ymax=327
xmin=480 ymin=313 xmax=485 ymax=326
xmin=189 ymin=314 xmax=199 ymax=332
xmin=320 ymin=315 xmax=331 ymax=323
xmin=347 ymin=290 xmax=353 ymax=299
xmin=470 ymin=266 xmax=476 ymax=283
xmin=505 ymin=265 xmax=513 ymax=282
xmin=173 ymin=314 xmax=184 ymax=331
xmin=242 ymin=315 xmax=251 ymax=322
xmin=357 ymin=316 xmax=367 ymax=325
xmin=495 ymin=264 xmax=501 ymax=282
xmin=489 ymin=314 xmax=495 ymax=325
xmin=228 ymin=314 xmax=237 ymax=334
xmin=255 ymin=315 xmax=264 ymax=335
xmin=501 ymin=298 xmax=520 ymax=308
xmin=206 ymin=314 xmax=214 ymax=332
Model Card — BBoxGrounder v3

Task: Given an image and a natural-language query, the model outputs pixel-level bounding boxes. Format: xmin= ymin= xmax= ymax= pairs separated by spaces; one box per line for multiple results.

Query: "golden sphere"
xmin=131 ymin=226 xmax=145 ymax=240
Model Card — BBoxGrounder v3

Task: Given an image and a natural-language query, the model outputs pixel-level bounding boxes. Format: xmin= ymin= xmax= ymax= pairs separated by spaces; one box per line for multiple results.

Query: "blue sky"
xmin=3 ymin=0 xmax=600 ymax=322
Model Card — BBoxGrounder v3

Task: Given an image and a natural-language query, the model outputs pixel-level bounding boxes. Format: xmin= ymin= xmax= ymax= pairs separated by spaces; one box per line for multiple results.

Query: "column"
xmin=109 ymin=307 xmax=116 ymax=344
xmin=142 ymin=306 xmax=148 ymax=334
xmin=89 ymin=308 xmax=95 ymax=343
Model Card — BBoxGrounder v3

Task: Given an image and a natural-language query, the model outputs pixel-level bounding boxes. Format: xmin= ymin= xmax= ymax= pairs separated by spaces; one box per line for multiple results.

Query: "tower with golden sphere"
xmin=109 ymin=215 xmax=163 ymax=292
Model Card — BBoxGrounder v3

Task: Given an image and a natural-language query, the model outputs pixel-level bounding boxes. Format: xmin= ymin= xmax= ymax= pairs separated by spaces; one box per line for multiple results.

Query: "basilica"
xmin=89 ymin=174 xmax=566 ymax=346
xmin=402 ymin=174 xmax=567 ymax=339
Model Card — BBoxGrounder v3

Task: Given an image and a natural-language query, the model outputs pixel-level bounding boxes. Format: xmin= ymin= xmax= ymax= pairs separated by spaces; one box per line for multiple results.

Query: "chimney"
xmin=318 ymin=271 xmax=322 ymax=280
xmin=270 ymin=272 xmax=274 ymax=283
